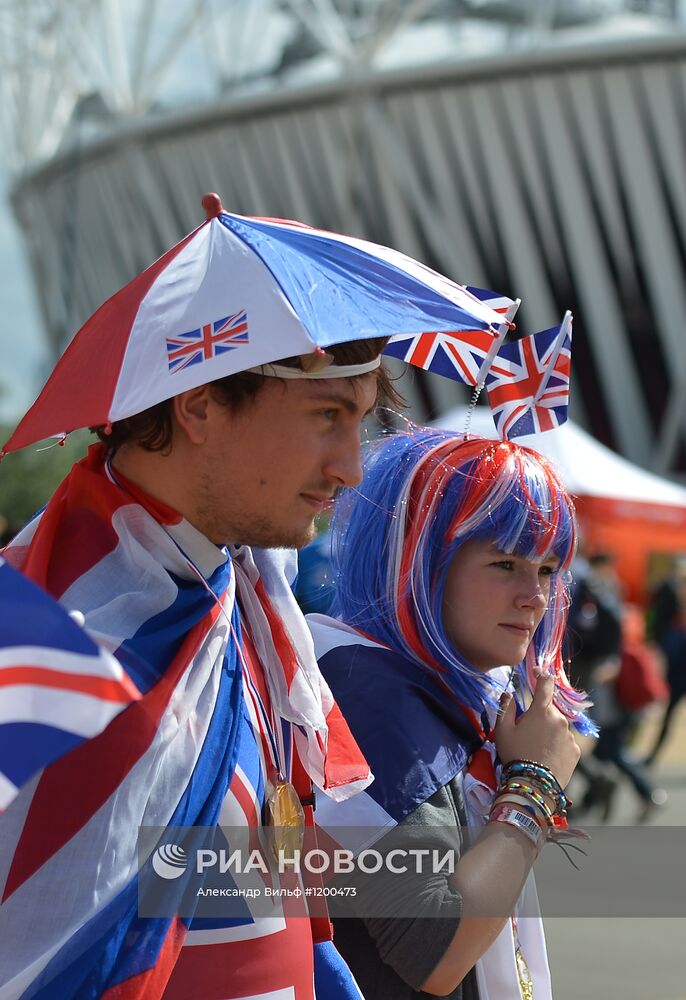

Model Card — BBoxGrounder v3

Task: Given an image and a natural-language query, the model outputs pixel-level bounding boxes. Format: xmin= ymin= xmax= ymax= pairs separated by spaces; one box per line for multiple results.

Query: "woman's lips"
xmin=499 ymin=623 xmax=531 ymax=634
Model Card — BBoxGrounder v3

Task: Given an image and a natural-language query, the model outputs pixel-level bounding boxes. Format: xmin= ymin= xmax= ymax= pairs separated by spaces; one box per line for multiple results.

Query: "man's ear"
xmin=172 ymin=385 xmax=213 ymax=445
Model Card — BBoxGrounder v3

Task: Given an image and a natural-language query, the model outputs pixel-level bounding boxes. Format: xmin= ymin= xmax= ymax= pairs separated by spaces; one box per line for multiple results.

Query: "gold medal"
xmin=515 ymin=945 xmax=534 ymax=1000
xmin=512 ymin=918 xmax=535 ymax=1000
xmin=265 ymin=776 xmax=305 ymax=861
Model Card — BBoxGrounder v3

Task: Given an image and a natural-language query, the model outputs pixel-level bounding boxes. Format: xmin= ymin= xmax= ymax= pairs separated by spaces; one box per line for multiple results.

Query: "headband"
xmin=247 ymin=357 xmax=381 ymax=379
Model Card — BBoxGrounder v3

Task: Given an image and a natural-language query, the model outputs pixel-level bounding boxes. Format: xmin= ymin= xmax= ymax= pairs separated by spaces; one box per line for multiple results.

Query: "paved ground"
xmin=544 ymin=701 xmax=686 ymax=999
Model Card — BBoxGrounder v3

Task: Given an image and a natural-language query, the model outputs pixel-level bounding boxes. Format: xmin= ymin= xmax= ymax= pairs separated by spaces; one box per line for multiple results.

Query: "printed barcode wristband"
xmin=488 ymin=803 xmax=546 ymax=854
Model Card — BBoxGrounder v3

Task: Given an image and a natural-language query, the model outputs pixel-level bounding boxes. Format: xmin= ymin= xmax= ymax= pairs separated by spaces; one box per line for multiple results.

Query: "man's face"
xmin=194 ymin=374 xmax=378 ymax=548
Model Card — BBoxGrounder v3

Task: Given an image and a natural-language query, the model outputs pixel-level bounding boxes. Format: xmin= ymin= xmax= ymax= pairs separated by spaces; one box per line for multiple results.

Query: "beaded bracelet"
xmin=501 ymin=771 xmax=569 ymax=813
xmin=499 ymin=771 xmax=568 ymax=818
xmin=500 ymin=779 xmax=555 ymax=822
xmin=501 ymin=760 xmax=569 ymax=814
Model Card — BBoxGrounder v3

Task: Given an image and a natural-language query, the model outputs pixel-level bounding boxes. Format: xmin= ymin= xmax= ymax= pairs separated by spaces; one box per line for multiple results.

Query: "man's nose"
xmin=324 ymin=435 xmax=363 ymax=488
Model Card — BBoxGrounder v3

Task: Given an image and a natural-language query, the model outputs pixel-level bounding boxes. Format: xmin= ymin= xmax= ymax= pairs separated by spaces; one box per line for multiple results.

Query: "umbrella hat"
xmin=3 ymin=195 xmax=505 ymax=455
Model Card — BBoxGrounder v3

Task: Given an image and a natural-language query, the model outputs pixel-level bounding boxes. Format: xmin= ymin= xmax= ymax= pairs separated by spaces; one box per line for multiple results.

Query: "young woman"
xmin=308 ymin=429 xmax=595 ymax=1000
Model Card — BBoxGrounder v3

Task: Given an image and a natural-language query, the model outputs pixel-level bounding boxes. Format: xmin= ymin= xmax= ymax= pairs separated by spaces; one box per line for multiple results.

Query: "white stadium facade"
xmin=3 ymin=0 xmax=686 ymax=476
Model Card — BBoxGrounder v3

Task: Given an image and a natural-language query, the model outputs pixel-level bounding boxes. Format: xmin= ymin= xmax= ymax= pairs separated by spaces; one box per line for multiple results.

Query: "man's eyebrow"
xmin=306 ymin=390 xmax=375 ymax=417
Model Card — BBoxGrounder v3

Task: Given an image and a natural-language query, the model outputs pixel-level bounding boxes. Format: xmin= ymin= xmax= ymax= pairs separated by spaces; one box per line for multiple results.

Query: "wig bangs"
xmin=452 ymin=447 xmax=576 ymax=571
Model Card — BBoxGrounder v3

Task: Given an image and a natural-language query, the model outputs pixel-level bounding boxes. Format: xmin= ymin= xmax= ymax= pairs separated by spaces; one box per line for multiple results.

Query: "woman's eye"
xmin=318 ymin=409 xmax=338 ymax=421
xmin=492 ymin=560 xmax=514 ymax=570
xmin=539 ymin=565 xmax=557 ymax=577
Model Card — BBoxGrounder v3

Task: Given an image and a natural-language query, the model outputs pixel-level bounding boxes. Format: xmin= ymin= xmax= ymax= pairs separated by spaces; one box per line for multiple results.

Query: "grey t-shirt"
xmin=331 ymin=775 xmax=480 ymax=1000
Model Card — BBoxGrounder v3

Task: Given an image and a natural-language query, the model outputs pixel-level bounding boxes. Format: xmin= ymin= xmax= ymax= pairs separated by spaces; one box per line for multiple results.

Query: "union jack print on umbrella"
xmin=2 ymin=195 xmax=507 ymax=456
xmin=165 ymin=309 xmax=249 ymax=374
xmin=484 ymin=312 xmax=573 ymax=440
xmin=383 ymin=286 xmax=518 ymax=387
xmin=0 ymin=556 xmax=140 ymax=811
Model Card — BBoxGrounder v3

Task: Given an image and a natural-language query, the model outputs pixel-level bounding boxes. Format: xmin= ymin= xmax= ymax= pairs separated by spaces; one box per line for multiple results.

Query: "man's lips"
xmin=301 ymin=493 xmax=334 ymax=511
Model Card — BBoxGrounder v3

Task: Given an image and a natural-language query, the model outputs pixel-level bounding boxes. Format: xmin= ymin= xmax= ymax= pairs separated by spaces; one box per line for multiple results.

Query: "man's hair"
xmin=95 ymin=337 xmax=402 ymax=453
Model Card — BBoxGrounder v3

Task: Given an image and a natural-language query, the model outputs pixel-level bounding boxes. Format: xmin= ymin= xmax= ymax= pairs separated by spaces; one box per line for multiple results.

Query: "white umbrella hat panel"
xmin=3 ymin=195 xmax=505 ymax=456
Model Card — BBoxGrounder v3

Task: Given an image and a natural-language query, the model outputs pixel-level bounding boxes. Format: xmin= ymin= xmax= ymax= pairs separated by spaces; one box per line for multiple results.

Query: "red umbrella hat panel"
xmin=4 ymin=197 xmax=506 ymax=455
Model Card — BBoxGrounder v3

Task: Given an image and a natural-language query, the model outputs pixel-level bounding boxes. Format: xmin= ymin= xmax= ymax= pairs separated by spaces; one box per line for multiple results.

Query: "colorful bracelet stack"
xmin=488 ymin=758 xmax=571 ymax=855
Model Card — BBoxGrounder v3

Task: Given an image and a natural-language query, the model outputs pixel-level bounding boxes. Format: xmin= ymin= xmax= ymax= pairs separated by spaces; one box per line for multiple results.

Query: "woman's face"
xmin=441 ymin=539 xmax=559 ymax=671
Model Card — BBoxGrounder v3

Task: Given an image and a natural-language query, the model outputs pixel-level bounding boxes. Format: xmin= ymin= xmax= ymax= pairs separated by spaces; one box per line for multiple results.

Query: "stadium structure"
xmin=3 ymin=0 xmax=686 ymax=475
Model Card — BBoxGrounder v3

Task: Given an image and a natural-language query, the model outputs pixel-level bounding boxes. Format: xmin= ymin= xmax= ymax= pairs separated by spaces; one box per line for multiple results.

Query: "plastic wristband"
xmin=489 ymin=804 xmax=546 ymax=854
xmin=491 ymin=793 xmax=547 ymax=831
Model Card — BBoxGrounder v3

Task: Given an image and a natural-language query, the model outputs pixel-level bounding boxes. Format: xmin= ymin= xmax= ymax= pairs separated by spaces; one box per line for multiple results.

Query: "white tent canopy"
xmin=434 ymin=407 xmax=686 ymax=509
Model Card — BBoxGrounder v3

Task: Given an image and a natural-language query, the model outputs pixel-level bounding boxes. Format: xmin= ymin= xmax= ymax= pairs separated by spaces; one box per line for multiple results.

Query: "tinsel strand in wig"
xmin=331 ymin=429 xmax=596 ymax=736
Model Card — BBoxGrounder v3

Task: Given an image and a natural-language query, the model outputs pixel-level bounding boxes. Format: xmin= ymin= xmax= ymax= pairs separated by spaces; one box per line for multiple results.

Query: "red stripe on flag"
xmin=537 ymin=406 xmax=555 ymax=432
xmin=407 ymin=333 xmax=436 ymax=369
xmin=444 ymin=340 xmax=477 ymax=384
xmin=101 ymin=917 xmax=187 ymax=1000
xmin=254 ymin=579 xmax=300 ymax=688
xmin=160 ymin=913 xmax=315 ymax=1000
xmin=3 ymin=604 xmax=222 ymax=901
xmin=0 ymin=665 xmax=139 ymax=703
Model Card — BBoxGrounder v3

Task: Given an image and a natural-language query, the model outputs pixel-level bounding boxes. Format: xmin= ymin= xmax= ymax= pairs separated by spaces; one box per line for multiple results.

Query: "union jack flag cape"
xmin=0 ymin=446 xmax=370 ymax=999
xmin=0 ymin=558 xmax=140 ymax=812
xmin=484 ymin=313 xmax=572 ymax=440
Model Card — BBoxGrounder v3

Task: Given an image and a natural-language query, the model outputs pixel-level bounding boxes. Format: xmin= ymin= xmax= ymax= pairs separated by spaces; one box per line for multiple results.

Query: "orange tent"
xmin=436 ymin=409 xmax=686 ymax=604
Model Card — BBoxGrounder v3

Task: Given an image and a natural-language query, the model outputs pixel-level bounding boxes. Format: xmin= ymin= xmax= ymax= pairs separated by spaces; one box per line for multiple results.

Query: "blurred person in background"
xmin=643 ymin=557 xmax=686 ymax=767
xmin=569 ymin=554 xmax=666 ymax=820
xmin=567 ymin=551 xmax=623 ymax=818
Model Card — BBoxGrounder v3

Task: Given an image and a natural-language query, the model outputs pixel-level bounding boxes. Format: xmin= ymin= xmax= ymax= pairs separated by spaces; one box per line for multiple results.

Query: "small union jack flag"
xmin=165 ymin=309 xmax=249 ymax=374
xmin=383 ymin=287 xmax=518 ymax=386
xmin=465 ymin=285 xmax=517 ymax=319
xmin=485 ymin=312 xmax=573 ymax=440
xmin=465 ymin=286 xmax=521 ymax=386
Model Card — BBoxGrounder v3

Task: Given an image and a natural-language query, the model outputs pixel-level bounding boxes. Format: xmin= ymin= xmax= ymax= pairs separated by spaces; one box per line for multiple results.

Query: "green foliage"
xmin=0 ymin=428 xmax=91 ymax=533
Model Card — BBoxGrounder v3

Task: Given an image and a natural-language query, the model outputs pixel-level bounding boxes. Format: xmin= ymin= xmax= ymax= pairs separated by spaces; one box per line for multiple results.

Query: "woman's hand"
xmin=493 ymin=671 xmax=580 ymax=788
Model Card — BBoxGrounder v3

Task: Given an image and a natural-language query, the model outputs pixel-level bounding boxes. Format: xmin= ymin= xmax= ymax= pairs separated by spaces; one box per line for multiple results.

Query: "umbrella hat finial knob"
xmin=202 ymin=192 xmax=225 ymax=220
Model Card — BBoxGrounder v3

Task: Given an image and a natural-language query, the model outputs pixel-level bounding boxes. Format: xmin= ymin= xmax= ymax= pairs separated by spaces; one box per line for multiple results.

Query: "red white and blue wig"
xmin=331 ymin=428 xmax=595 ymax=736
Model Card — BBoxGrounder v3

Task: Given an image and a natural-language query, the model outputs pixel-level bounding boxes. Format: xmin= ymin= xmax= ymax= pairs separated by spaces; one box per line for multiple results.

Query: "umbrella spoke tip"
xmin=201 ymin=192 xmax=225 ymax=220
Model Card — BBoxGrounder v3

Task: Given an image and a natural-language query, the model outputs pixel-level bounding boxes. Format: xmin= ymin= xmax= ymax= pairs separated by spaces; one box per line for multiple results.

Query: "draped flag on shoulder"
xmin=383 ymin=286 xmax=518 ymax=386
xmin=484 ymin=312 xmax=573 ymax=440
xmin=0 ymin=447 xmax=370 ymax=999
xmin=0 ymin=556 xmax=140 ymax=812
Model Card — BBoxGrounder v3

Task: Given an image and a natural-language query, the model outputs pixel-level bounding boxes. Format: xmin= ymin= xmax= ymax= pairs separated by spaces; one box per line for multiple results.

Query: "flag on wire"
xmin=484 ymin=312 xmax=573 ymax=440
xmin=0 ymin=556 xmax=140 ymax=811
xmin=466 ymin=287 xmax=521 ymax=387
xmin=383 ymin=286 xmax=517 ymax=386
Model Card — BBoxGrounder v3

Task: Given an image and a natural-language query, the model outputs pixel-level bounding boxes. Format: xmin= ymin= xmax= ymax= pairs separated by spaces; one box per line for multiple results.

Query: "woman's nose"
xmin=516 ymin=576 xmax=547 ymax=610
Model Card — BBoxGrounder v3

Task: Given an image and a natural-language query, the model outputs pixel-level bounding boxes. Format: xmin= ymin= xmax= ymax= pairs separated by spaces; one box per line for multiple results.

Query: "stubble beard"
xmin=224 ymin=515 xmax=317 ymax=550
xmin=195 ymin=474 xmax=317 ymax=549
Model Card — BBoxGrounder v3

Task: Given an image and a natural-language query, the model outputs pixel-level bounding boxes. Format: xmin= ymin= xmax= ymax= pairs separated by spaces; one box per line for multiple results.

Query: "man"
xmin=0 ymin=338 xmax=397 ymax=999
